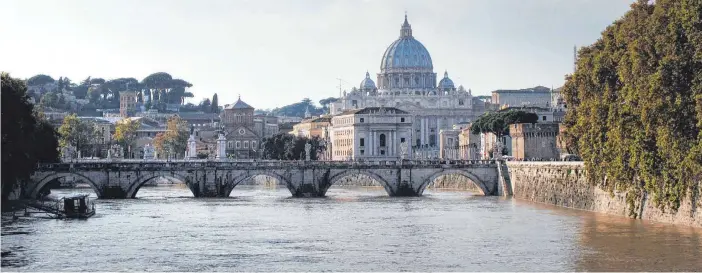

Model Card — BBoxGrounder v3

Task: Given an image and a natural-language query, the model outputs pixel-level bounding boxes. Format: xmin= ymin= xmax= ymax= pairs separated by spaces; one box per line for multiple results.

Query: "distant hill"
xmin=263 ymin=98 xmax=334 ymax=118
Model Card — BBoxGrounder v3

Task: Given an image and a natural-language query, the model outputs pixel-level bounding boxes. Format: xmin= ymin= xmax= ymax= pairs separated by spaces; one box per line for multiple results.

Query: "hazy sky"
xmin=2 ymin=0 xmax=634 ymax=109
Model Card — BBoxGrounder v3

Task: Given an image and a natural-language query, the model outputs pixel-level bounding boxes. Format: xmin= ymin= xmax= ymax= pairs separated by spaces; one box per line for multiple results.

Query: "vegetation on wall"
xmin=561 ymin=0 xmax=702 ymax=213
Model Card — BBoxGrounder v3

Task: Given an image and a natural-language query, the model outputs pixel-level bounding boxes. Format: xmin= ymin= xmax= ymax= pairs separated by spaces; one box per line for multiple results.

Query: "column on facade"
xmin=420 ymin=118 xmax=425 ymax=145
xmin=369 ymin=131 xmax=374 ymax=156
xmin=390 ymin=131 xmax=394 ymax=156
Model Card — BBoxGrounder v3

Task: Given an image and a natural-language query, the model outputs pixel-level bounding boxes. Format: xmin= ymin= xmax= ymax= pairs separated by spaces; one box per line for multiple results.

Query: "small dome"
xmin=438 ymin=71 xmax=455 ymax=90
xmin=360 ymin=72 xmax=376 ymax=90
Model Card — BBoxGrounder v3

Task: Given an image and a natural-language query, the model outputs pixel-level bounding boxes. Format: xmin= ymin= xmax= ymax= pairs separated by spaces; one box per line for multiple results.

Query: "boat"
xmin=24 ymin=194 xmax=96 ymax=219
xmin=60 ymin=194 xmax=96 ymax=219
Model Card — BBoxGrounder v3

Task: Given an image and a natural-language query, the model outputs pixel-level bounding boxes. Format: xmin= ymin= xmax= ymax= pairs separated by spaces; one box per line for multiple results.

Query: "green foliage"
xmin=261 ymin=133 xmax=323 ymax=160
xmin=470 ymin=110 xmax=539 ymax=137
xmin=113 ymin=118 xmax=141 ymax=151
xmin=58 ymin=114 xmax=99 ymax=156
xmin=211 ymin=93 xmax=219 ymax=113
xmin=2 ymin=73 xmax=60 ymax=201
xmin=269 ymin=98 xmax=324 ymax=117
xmin=153 ymin=116 xmax=189 ymax=158
xmin=562 ymin=0 xmax=702 ymax=212
xmin=27 ymin=74 xmax=55 ymax=86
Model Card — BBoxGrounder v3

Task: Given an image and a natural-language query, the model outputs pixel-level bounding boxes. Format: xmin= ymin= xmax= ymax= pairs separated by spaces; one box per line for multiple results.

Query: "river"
xmin=2 ymin=184 xmax=701 ymax=271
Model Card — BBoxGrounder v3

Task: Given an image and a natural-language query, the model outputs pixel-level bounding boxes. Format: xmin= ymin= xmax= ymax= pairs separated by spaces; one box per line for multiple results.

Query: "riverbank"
xmin=506 ymin=162 xmax=702 ymax=228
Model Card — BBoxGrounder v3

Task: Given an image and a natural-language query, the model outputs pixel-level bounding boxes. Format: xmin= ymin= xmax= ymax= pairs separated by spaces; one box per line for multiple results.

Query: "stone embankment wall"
xmin=507 ymin=162 xmax=702 ymax=228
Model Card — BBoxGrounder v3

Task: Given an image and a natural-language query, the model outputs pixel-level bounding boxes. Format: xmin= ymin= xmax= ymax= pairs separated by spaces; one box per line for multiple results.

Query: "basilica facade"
xmin=330 ymin=15 xmax=490 ymax=149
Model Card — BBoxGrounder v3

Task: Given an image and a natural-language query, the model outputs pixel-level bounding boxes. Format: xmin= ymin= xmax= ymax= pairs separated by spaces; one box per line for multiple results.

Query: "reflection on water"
xmin=2 ymin=185 xmax=701 ymax=271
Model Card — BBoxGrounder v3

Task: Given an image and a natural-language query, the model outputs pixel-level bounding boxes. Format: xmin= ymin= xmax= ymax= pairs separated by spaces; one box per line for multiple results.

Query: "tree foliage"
xmin=211 ymin=93 xmax=219 ymax=113
xmin=562 ymin=0 xmax=702 ymax=213
xmin=269 ymin=98 xmax=324 ymax=117
xmin=261 ymin=133 xmax=323 ymax=160
xmin=27 ymin=74 xmax=55 ymax=86
xmin=2 ymin=73 xmax=59 ymax=201
xmin=153 ymin=116 xmax=190 ymax=158
xmin=113 ymin=118 xmax=141 ymax=151
xmin=58 ymin=114 xmax=98 ymax=156
xmin=470 ymin=110 xmax=539 ymax=137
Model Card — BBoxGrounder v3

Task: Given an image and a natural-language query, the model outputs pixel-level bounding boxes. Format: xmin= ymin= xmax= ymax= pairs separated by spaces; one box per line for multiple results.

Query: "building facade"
xmin=290 ymin=116 xmax=331 ymax=139
xmin=509 ymin=123 xmax=560 ymax=160
xmin=491 ymin=86 xmax=555 ymax=109
xmin=330 ymin=107 xmax=412 ymax=161
xmin=329 ymin=15 xmax=486 ymax=152
xmin=220 ymin=97 xmax=262 ymax=159
xmin=119 ymin=91 xmax=137 ymax=117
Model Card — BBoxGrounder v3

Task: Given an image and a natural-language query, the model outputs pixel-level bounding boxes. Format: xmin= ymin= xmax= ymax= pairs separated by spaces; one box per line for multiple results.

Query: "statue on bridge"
xmin=61 ymin=144 xmax=77 ymax=161
xmin=143 ymin=144 xmax=155 ymax=160
xmin=304 ymin=142 xmax=311 ymax=161
xmin=108 ymin=144 xmax=124 ymax=159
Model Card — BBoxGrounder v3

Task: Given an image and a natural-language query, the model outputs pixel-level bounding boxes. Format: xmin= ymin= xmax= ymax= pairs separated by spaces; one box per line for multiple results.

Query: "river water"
xmin=2 ymin=184 xmax=701 ymax=271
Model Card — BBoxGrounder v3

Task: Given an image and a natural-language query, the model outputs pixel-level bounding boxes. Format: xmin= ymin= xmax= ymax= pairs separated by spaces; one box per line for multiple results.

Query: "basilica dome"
xmin=379 ymin=15 xmax=433 ymax=72
xmin=438 ymin=71 xmax=455 ymax=90
xmin=360 ymin=72 xmax=377 ymax=90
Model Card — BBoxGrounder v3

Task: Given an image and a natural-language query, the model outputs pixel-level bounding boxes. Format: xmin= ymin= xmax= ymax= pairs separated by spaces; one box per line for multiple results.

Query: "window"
xmin=244 ymin=141 xmax=249 ymax=148
xmin=379 ymin=134 xmax=386 ymax=147
xmin=400 ymin=117 xmax=405 ymax=122
xmin=380 ymin=150 xmax=385 ymax=155
xmin=252 ymin=141 xmax=256 ymax=148
xmin=360 ymin=150 xmax=365 ymax=155
xmin=429 ymin=135 xmax=436 ymax=146
xmin=236 ymin=141 xmax=241 ymax=148
xmin=360 ymin=118 xmax=364 ymax=123
xmin=360 ymin=138 xmax=365 ymax=147
xmin=416 ymin=139 xmax=421 ymax=146
xmin=542 ymin=116 xmax=547 ymax=121
xmin=458 ymin=99 xmax=464 ymax=106
xmin=401 ymin=138 xmax=405 ymax=143
xmin=352 ymin=100 xmax=358 ymax=107
xmin=228 ymin=141 xmax=233 ymax=149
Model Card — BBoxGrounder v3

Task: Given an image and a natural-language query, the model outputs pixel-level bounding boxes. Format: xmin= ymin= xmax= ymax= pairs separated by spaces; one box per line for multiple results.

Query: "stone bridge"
xmin=28 ymin=160 xmax=505 ymax=199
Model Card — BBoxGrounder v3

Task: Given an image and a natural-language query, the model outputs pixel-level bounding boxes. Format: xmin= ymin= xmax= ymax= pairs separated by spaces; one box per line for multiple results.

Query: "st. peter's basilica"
xmin=330 ymin=15 xmax=491 ymax=148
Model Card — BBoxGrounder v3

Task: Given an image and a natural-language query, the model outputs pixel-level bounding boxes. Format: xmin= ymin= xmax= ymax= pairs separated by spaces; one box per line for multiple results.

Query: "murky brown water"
xmin=2 ymin=184 xmax=701 ymax=271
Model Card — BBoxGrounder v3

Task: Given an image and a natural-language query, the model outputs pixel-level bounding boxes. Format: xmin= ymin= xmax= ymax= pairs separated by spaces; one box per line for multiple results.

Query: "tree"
xmin=211 ymin=93 xmax=219 ymax=113
xmin=261 ymin=133 xmax=321 ymax=160
xmin=562 ymin=0 xmax=702 ymax=213
xmin=153 ymin=132 xmax=167 ymax=159
xmin=155 ymin=116 xmax=189 ymax=158
xmin=58 ymin=114 xmax=97 ymax=157
xmin=113 ymin=118 xmax=141 ymax=157
xmin=40 ymin=92 xmax=59 ymax=108
xmin=470 ymin=110 xmax=538 ymax=137
xmin=319 ymin=97 xmax=338 ymax=113
xmin=2 ymin=73 xmax=59 ymax=202
xmin=27 ymin=74 xmax=55 ymax=86
xmin=199 ymin=98 xmax=211 ymax=113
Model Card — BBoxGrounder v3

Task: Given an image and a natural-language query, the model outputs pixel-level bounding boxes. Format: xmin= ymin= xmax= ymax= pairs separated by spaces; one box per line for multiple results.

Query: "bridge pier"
xmin=101 ymin=186 xmax=128 ymax=199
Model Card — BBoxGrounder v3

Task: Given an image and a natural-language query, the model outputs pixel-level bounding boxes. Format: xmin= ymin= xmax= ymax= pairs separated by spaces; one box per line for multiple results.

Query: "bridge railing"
xmin=37 ymin=159 xmax=498 ymax=170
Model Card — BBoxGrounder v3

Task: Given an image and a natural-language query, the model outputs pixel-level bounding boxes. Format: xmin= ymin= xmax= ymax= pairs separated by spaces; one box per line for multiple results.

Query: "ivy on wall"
xmin=562 ymin=0 xmax=702 ymax=213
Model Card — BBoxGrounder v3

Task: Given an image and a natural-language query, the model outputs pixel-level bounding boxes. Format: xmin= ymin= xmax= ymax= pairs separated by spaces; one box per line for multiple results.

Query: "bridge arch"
xmin=126 ymin=172 xmax=190 ymax=198
xmin=327 ymin=169 xmax=393 ymax=196
xmin=419 ymin=169 xmax=490 ymax=196
xmin=30 ymin=172 xmax=102 ymax=199
xmin=224 ymin=170 xmax=292 ymax=197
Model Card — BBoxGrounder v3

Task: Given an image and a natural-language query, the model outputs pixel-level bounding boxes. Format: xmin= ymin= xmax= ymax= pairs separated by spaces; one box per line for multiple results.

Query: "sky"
xmin=1 ymin=0 xmax=635 ymax=110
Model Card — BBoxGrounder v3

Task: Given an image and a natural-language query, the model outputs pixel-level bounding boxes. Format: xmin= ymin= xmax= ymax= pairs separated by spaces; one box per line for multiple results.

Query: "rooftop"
xmin=492 ymin=86 xmax=552 ymax=94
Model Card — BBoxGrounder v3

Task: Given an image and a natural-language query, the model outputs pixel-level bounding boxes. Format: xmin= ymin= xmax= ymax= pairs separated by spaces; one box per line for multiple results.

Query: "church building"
xmin=330 ymin=15 xmax=490 ymax=152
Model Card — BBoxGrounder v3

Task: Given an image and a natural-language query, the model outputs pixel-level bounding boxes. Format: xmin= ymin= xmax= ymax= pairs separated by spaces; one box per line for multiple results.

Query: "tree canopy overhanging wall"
xmin=562 ymin=0 xmax=702 ymax=212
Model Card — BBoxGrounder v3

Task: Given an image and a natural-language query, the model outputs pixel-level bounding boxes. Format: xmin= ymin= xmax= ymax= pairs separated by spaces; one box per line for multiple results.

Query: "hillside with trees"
xmin=26 ymin=72 xmax=194 ymax=114
xmin=562 ymin=0 xmax=702 ymax=214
